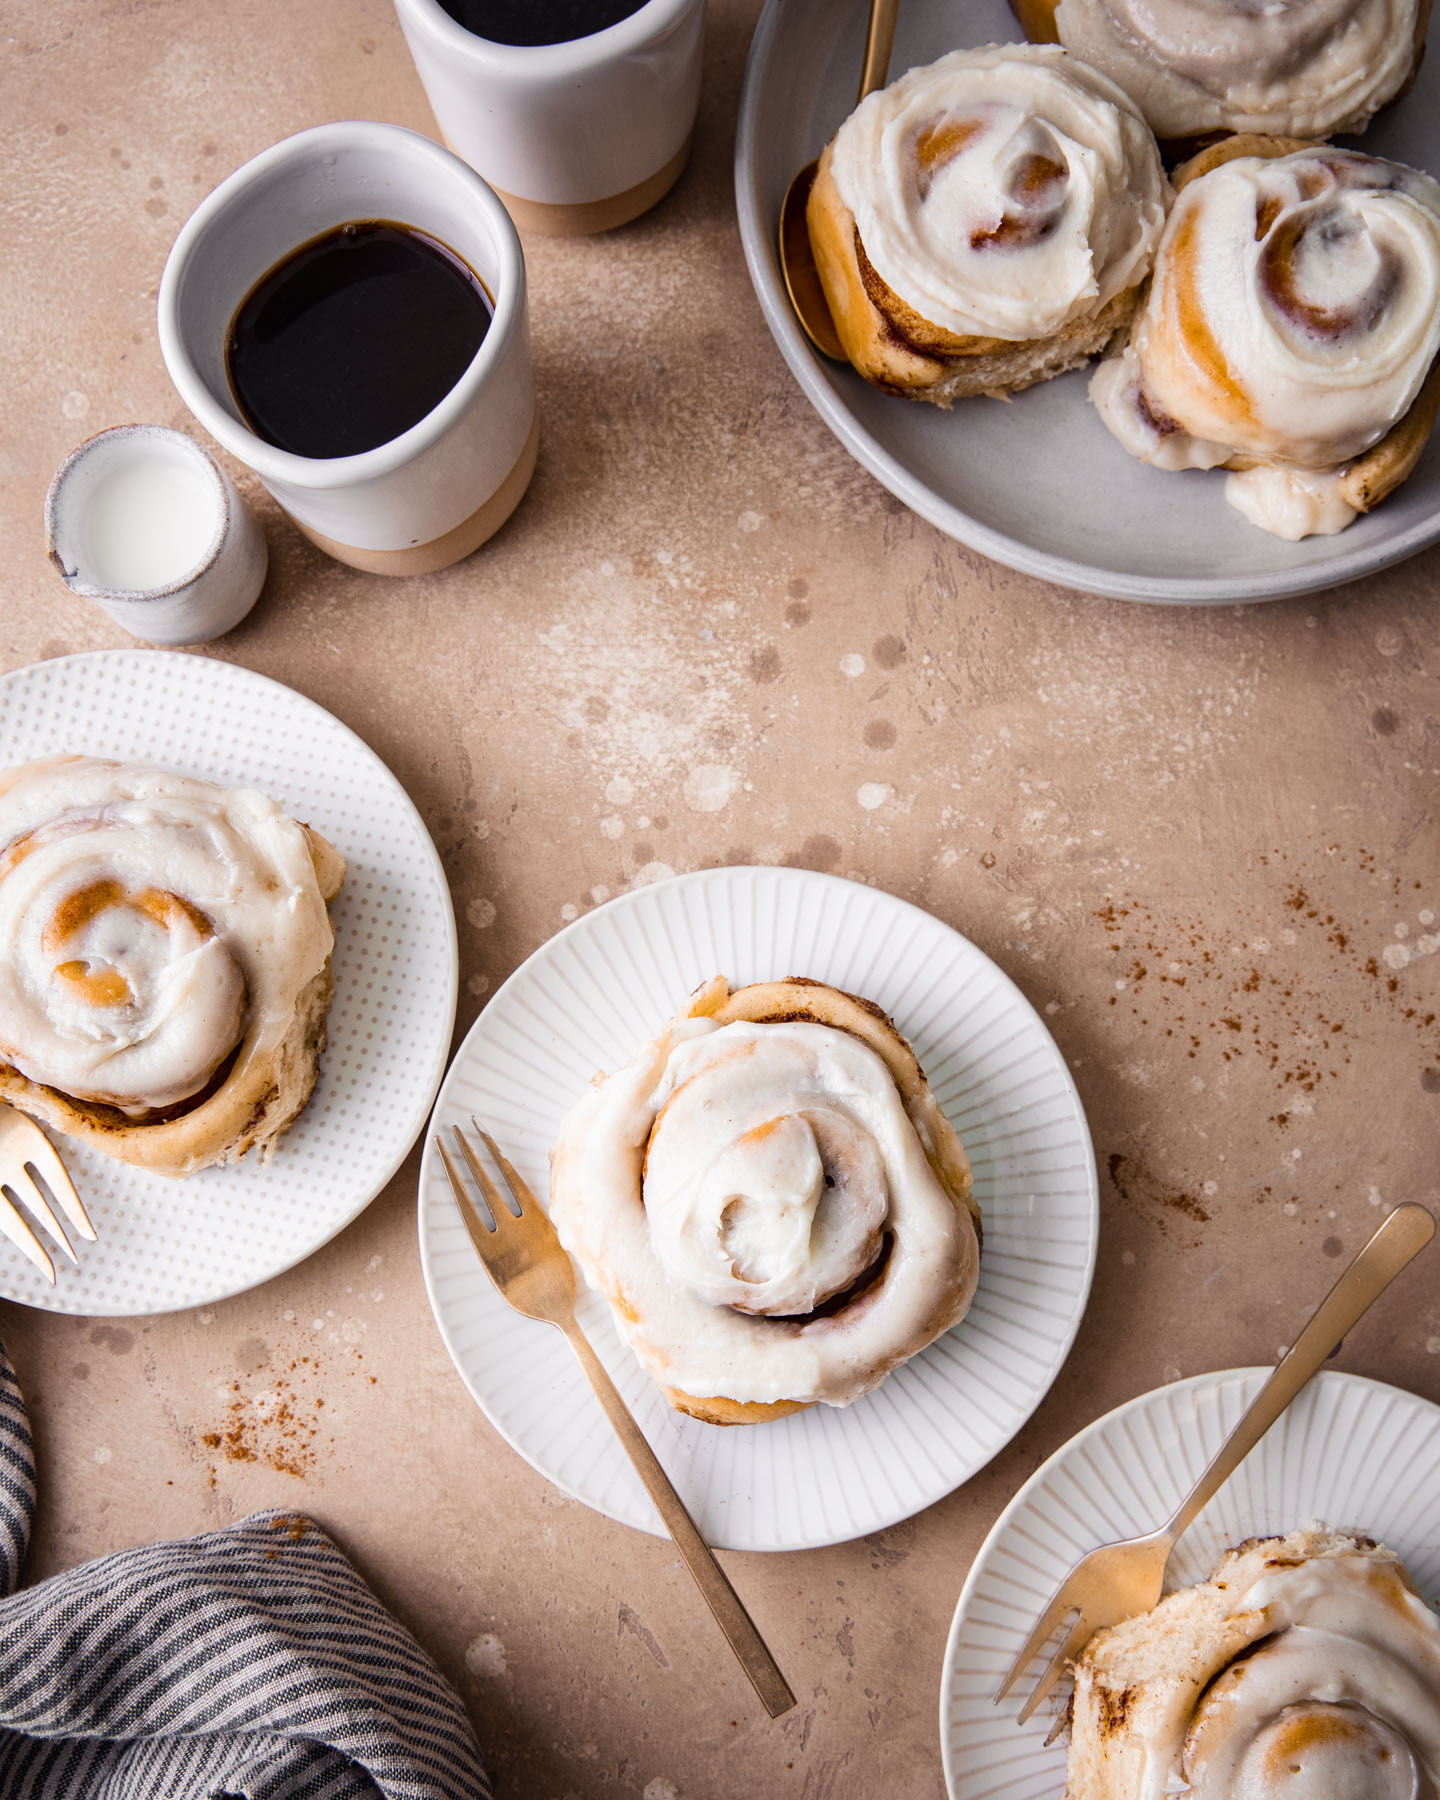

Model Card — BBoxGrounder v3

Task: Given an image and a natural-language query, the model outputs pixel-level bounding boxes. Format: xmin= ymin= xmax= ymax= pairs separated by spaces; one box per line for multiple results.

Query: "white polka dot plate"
xmin=940 ymin=1367 xmax=1440 ymax=1799
xmin=0 ymin=650 xmax=458 ymax=1316
xmin=419 ymin=865 xmax=1098 ymax=1553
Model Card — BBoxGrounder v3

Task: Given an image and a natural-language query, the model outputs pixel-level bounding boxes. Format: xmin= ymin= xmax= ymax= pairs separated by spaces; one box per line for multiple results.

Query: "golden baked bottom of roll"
xmin=549 ymin=976 xmax=982 ymax=1426
xmin=1089 ymin=137 xmax=1440 ymax=539
xmin=805 ymin=43 xmax=1169 ymax=405
xmin=0 ymin=756 xmax=345 ymax=1178
xmin=1012 ymin=0 xmax=1431 ymax=146
xmin=1065 ymin=1526 xmax=1440 ymax=1800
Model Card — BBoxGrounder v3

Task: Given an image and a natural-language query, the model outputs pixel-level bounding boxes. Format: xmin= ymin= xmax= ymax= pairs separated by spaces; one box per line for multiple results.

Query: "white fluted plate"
xmin=941 ymin=1367 xmax=1440 ymax=1799
xmin=419 ymin=866 xmax=1097 ymax=1553
xmin=0 ymin=650 xmax=458 ymax=1316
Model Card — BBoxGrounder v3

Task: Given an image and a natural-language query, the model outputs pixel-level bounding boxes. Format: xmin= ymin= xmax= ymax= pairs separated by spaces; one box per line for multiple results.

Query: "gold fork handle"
xmin=561 ymin=1321 xmax=797 ymax=1719
xmin=1163 ymin=1201 xmax=1435 ymax=1547
xmin=857 ymin=0 xmax=899 ymax=103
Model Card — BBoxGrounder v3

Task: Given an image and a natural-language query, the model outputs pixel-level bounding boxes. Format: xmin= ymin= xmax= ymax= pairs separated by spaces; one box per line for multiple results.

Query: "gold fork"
xmin=995 ymin=1199 xmax=1435 ymax=1726
xmin=436 ymin=1121 xmax=796 ymax=1719
xmin=0 ymin=1105 xmax=96 ymax=1283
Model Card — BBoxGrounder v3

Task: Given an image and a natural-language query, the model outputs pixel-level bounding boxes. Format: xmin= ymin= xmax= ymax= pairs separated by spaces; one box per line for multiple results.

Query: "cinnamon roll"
xmin=1065 ymin=1527 xmax=1440 ymax=1800
xmin=0 ymin=757 xmax=345 ymax=1177
xmin=805 ymin=44 xmax=1169 ymax=404
xmin=1090 ymin=138 xmax=1440 ymax=538
xmin=1012 ymin=0 xmax=1431 ymax=144
xmin=548 ymin=977 xmax=981 ymax=1425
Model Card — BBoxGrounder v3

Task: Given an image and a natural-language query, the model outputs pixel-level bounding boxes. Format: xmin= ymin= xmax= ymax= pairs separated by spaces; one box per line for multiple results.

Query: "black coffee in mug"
xmin=435 ymin=0 xmax=647 ymax=46
xmin=226 ymin=221 xmax=492 ymax=460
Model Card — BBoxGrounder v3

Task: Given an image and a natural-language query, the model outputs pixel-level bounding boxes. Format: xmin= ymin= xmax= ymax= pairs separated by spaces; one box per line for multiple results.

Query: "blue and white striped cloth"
xmin=0 ymin=1344 xmax=492 ymax=1800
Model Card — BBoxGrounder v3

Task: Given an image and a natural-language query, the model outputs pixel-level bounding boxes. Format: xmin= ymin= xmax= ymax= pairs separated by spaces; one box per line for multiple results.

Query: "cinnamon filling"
xmin=1136 ymin=386 xmax=1183 ymax=439
xmin=24 ymin=1039 xmax=247 ymax=1129
xmin=1169 ymin=205 xmax=1253 ymax=421
xmin=1255 ymin=194 xmax=1283 ymax=240
xmin=763 ymin=1231 xmax=896 ymax=1325
xmin=1260 ymin=209 xmax=1399 ymax=339
xmin=42 ymin=880 xmax=216 ymax=953
xmin=913 ymin=114 xmax=984 ymax=198
xmin=53 ymin=960 xmax=131 ymax=1007
xmin=972 ymin=150 xmax=1069 ymax=251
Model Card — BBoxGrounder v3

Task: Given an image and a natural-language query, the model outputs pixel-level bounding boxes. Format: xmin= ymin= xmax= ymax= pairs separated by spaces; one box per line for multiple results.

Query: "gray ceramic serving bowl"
xmin=734 ymin=0 xmax=1440 ymax=603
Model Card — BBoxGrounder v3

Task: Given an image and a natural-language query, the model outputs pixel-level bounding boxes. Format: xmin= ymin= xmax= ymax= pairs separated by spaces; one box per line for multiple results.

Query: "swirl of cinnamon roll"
xmin=549 ymin=977 xmax=980 ymax=1425
xmin=1012 ymin=0 xmax=1430 ymax=142
xmin=1089 ymin=140 xmax=1440 ymax=538
xmin=1066 ymin=1528 xmax=1440 ymax=1800
xmin=0 ymin=757 xmax=345 ymax=1176
xmin=806 ymin=45 xmax=1168 ymax=405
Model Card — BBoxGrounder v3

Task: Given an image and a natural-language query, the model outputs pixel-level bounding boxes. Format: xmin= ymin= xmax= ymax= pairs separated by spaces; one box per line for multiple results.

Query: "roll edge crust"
xmin=654 ymin=975 xmax=979 ymax=1428
xmin=0 ymin=820 xmax=345 ymax=1179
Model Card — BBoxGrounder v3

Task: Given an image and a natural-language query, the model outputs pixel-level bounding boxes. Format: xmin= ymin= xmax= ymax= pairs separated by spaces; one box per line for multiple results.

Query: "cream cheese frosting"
xmin=1224 ymin=463 xmax=1363 ymax=540
xmin=1089 ymin=148 xmax=1440 ymax=538
xmin=0 ymin=757 xmax=335 ymax=1113
xmin=1066 ymin=1529 xmax=1440 ymax=1800
xmin=826 ymin=43 xmax=1168 ymax=343
xmin=1048 ymin=0 xmax=1424 ymax=141
xmin=549 ymin=1010 xmax=979 ymax=1410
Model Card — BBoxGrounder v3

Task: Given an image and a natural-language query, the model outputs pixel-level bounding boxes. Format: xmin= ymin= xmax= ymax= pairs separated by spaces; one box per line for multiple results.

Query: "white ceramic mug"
xmin=158 ymin=121 xmax=537 ymax=576
xmin=393 ymin=0 xmax=705 ymax=235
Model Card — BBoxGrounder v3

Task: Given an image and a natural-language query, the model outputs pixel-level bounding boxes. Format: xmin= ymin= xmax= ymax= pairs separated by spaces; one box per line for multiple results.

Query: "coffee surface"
xmin=435 ymin=0 xmax=646 ymax=47
xmin=226 ymin=221 xmax=492 ymax=460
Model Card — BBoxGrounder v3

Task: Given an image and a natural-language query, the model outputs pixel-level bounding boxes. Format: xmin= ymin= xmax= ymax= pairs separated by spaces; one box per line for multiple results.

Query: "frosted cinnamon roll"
xmin=1065 ymin=1527 xmax=1440 ymax=1800
xmin=0 ymin=757 xmax=345 ymax=1177
xmin=806 ymin=44 xmax=1168 ymax=404
xmin=549 ymin=977 xmax=981 ymax=1425
xmin=1090 ymin=139 xmax=1440 ymax=538
xmin=1012 ymin=0 xmax=1430 ymax=143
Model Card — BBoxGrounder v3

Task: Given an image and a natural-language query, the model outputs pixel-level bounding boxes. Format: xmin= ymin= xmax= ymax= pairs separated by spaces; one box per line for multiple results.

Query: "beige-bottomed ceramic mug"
xmin=158 ymin=121 xmax=537 ymax=576
xmin=393 ymin=0 xmax=705 ymax=235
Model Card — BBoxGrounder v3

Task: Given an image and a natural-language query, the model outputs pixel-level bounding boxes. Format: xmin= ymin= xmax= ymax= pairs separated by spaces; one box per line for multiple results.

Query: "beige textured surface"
xmin=3 ymin=3 xmax=1440 ymax=1797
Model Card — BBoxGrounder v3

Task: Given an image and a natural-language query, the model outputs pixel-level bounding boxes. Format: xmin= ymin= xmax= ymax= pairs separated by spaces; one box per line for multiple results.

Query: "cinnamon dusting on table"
xmin=1096 ymin=846 xmax=1436 ymax=1096
xmin=1096 ymin=844 xmax=1438 ymax=1240
xmin=1108 ymin=1153 xmax=1209 ymax=1235
xmin=197 ymin=1346 xmax=374 ymax=1487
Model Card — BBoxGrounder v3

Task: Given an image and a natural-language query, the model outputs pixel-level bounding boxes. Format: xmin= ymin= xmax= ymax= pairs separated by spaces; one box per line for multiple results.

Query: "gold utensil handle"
xmin=857 ymin=0 xmax=899 ymax=102
xmin=1166 ymin=1201 xmax=1435 ymax=1544
xmin=563 ymin=1322 xmax=797 ymax=1719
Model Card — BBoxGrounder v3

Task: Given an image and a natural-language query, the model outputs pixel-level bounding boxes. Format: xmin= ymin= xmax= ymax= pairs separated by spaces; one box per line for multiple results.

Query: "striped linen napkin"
xmin=0 ymin=1344 xmax=492 ymax=1800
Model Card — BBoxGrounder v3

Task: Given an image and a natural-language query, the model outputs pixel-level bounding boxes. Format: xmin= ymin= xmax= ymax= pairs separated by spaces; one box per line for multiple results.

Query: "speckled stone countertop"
xmin=3 ymin=3 xmax=1439 ymax=1797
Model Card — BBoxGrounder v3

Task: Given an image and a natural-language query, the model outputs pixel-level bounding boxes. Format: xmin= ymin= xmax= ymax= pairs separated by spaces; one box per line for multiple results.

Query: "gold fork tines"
xmin=0 ymin=1106 xmax=96 ymax=1284
xmin=436 ymin=1120 xmax=796 ymax=1720
xmin=995 ymin=1200 xmax=1436 ymax=1726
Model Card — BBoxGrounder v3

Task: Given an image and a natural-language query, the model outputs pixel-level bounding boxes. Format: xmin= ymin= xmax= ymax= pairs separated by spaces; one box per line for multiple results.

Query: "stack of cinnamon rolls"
xmin=806 ymin=0 xmax=1440 ymax=539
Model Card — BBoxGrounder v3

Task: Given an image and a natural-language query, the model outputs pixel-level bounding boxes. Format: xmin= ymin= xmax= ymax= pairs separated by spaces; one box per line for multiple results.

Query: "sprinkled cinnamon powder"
xmin=197 ymin=1347 xmax=372 ymax=1487
xmin=1108 ymin=1152 xmax=1209 ymax=1228
xmin=1096 ymin=848 xmax=1436 ymax=1097
xmin=1095 ymin=845 xmax=1438 ymax=1242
